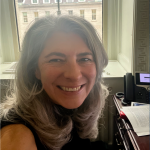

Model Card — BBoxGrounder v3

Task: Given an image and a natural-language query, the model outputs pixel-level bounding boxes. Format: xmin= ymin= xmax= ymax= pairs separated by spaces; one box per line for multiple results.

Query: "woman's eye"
xmin=80 ymin=58 xmax=92 ymax=62
xmin=49 ymin=59 xmax=63 ymax=62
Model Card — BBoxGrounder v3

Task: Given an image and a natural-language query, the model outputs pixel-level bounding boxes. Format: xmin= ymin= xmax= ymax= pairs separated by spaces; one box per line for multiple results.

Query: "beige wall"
xmin=120 ymin=0 xmax=133 ymax=61
xmin=17 ymin=3 xmax=102 ymax=45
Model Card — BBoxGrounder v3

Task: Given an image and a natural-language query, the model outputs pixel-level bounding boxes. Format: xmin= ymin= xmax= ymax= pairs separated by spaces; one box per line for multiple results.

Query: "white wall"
xmin=1 ymin=0 xmax=15 ymax=62
xmin=117 ymin=0 xmax=134 ymax=73
xmin=103 ymin=0 xmax=134 ymax=72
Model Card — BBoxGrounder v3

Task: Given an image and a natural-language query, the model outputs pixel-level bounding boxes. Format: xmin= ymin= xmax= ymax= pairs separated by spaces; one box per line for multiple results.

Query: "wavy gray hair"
xmin=1 ymin=15 xmax=109 ymax=150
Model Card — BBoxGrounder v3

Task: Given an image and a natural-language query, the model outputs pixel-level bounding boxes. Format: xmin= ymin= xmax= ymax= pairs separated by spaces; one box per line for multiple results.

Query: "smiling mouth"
xmin=58 ymin=85 xmax=83 ymax=92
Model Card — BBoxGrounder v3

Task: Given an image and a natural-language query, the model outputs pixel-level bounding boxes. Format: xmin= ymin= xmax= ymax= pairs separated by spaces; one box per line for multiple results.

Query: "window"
xmin=55 ymin=0 xmax=62 ymax=3
xmin=34 ymin=12 xmax=39 ymax=20
xmin=68 ymin=10 xmax=73 ymax=15
xmin=43 ymin=0 xmax=50 ymax=3
xmin=78 ymin=0 xmax=86 ymax=2
xmin=22 ymin=12 xmax=28 ymax=22
xmin=80 ymin=10 xmax=84 ymax=19
xmin=66 ymin=0 xmax=74 ymax=2
xmin=1 ymin=0 xmax=149 ymax=79
xmin=31 ymin=0 xmax=38 ymax=4
xmin=45 ymin=11 xmax=50 ymax=16
xmin=92 ymin=9 xmax=96 ymax=20
xmin=1 ymin=0 xmax=103 ymax=64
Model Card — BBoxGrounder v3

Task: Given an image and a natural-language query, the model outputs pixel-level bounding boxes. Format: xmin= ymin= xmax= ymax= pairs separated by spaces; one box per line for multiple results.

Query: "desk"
xmin=113 ymin=95 xmax=149 ymax=150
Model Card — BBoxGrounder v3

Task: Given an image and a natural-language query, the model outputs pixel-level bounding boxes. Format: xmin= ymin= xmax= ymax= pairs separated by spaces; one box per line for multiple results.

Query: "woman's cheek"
xmin=85 ymin=65 xmax=97 ymax=79
xmin=41 ymin=68 xmax=60 ymax=83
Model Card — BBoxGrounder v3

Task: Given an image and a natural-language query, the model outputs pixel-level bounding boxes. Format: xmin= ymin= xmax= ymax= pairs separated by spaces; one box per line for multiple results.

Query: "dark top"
xmin=1 ymin=114 xmax=108 ymax=150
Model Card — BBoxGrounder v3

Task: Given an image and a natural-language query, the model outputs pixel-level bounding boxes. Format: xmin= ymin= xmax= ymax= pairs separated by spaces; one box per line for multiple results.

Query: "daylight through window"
xmin=16 ymin=0 xmax=102 ymax=46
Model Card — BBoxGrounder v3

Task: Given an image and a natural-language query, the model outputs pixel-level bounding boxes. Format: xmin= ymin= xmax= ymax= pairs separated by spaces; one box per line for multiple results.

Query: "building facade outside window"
xmin=80 ymin=10 xmax=84 ymax=19
xmin=68 ymin=10 xmax=73 ymax=15
xmin=45 ymin=11 xmax=50 ymax=16
xmin=32 ymin=0 xmax=38 ymax=4
xmin=92 ymin=9 xmax=96 ymax=20
xmin=34 ymin=12 xmax=39 ymax=20
xmin=22 ymin=12 xmax=28 ymax=22
xmin=16 ymin=0 xmax=102 ymax=50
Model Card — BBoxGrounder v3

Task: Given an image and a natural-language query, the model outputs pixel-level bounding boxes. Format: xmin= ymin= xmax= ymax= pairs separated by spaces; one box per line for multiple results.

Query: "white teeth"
xmin=60 ymin=86 xmax=81 ymax=92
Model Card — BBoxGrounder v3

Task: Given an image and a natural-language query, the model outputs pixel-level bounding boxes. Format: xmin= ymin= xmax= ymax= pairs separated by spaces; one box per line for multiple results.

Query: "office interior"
xmin=0 ymin=0 xmax=149 ymax=149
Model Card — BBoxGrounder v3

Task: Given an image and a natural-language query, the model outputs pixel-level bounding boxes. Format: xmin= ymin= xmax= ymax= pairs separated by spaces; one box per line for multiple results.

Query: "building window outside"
xmin=92 ymin=9 xmax=96 ymax=20
xmin=22 ymin=12 xmax=28 ymax=22
xmin=45 ymin=11 xmax=50 ymax=16
xmin=68 ymin=10 xmax=73 ymax=15
xmin=80 ymin=10 xmax=84 ymax=19
xmin=43 ymin=0 xmax=50 ymax=3
xmin=34 ymin=12 xmax=39 ymax=20
xmin=55 ymin=0 xmax=62 ymax=3
xmin=78 ymin=0 xmax=86 ymax=2
xmin=32 ymin=0 xmax=38 ymax=4
xmin=66 ymin=0 xmax=74 ymax=2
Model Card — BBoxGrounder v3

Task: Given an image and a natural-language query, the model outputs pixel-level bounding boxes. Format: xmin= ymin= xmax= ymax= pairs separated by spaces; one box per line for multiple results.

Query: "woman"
xmin=1 ymin=15 xmax=109 ymax=150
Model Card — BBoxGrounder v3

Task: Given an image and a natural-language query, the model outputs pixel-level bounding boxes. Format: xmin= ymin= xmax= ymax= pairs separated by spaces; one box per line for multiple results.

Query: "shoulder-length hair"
xmin=1 ymin=15 xmax=109 ymax=150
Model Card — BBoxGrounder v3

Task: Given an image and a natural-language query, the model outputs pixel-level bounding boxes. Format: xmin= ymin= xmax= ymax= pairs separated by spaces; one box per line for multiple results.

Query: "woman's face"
xmin=35 ymin=32 xmax=96 ymax=109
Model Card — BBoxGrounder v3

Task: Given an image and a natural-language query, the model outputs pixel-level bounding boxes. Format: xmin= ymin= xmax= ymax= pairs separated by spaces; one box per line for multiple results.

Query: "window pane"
xmin=59 ymin=1 xmax=102 ymax=37
xmin=22 ymin=12 xmax=27 ymax=17
xmin=16 ymin=0 xmax=102 ymax=46
xmin=33 ymin=0 xmax=38 ymax=3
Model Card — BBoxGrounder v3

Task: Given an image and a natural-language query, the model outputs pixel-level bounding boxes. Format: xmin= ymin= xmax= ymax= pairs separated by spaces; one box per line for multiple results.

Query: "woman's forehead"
xmin=41 ymin=32 xmax=91 ymax=56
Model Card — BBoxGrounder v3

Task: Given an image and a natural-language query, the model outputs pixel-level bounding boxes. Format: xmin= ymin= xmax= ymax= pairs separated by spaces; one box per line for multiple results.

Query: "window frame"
xmin=43 ymin=0 xmax=50 ymax=3
xmin=31 ymin=0 xmax=39 ymax=4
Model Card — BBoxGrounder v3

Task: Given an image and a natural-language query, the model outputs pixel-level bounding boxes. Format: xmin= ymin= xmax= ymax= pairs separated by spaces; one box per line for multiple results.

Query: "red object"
xmin=120 ymin=111 xmax=128 ymax=120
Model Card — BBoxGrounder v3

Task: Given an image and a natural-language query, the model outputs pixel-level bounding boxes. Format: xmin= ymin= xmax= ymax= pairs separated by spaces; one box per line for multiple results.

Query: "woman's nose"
xmin=64 ymin=61 xmax=82 ymax=81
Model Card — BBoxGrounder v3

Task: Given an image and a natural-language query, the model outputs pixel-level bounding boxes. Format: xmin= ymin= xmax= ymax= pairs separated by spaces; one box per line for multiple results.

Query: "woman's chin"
xmin=61 ymin=102 xmax=84 ymax=109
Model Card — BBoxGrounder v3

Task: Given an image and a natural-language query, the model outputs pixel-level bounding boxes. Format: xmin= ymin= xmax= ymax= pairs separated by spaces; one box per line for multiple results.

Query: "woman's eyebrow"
xmin=45 ymin=52 xmax=66 ymax=58
xmin=77 ymin=52 xmax=93 ymax=57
